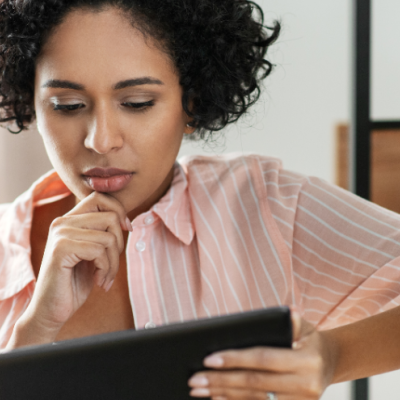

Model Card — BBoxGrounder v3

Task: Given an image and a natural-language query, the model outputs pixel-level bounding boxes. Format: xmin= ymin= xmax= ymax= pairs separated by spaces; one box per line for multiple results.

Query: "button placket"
xmin=125 ymin=227 xmax=139 ymax=329
xmin=127 ymin=221 xmax=162 ymax=329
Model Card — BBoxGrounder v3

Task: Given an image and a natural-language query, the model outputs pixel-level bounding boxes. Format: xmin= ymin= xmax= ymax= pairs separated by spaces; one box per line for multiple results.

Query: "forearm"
xmin=323 ymin=306 xmax=400 ymax=383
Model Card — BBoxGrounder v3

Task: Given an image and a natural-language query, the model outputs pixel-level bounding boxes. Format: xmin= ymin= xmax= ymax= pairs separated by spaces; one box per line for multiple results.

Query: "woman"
xmin=1 ymin=1 xmax=400 ymax=399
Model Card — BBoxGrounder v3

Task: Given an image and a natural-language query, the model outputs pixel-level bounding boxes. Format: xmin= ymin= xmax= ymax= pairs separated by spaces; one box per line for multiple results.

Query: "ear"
xmin=184 ymin=121 xmax=196 ymax=135
xmin=183 ymin=95 xmax=196 ymax=135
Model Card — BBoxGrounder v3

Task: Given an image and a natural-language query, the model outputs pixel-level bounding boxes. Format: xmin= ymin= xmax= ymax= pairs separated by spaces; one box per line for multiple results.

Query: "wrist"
xmin=6 ymin=309 xmax=63 ymax=350
xmin=319 ymin=329 xmax=340 ymax=386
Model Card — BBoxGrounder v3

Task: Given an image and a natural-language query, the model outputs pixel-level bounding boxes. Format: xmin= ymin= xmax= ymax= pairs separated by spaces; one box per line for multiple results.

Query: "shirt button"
xmin=135 ymin=241 xmax=146 ymax=252
xmin=145 ymin=321 xmax=157 ymax=329
xmin=144 ymin=215 xmax=154 ymax=225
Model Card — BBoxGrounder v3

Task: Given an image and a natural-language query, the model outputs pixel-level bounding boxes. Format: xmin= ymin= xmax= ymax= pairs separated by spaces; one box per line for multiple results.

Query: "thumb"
xmin=290 ymin=305 xmax=315 ymax=349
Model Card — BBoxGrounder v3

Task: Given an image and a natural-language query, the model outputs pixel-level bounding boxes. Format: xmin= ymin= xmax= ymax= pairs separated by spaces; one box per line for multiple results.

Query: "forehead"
xmin=35 ymin=8 xmax=178 ymax=88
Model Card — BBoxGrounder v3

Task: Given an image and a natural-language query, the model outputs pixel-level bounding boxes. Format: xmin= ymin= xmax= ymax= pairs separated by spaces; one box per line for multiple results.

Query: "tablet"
xmin=0 ymin=306 xmax=292 ymax=400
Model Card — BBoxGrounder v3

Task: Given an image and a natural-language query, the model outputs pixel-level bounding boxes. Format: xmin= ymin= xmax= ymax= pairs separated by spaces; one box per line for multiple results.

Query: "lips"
xmin=82 ymin=168 xmax=134 ymax=193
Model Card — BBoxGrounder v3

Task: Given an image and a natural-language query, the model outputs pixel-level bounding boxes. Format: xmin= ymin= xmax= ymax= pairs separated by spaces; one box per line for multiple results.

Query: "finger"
xmin=55 ymin=213 xmax=125 ymax=254
xmin=67 ymin=191 xmax=132 ymax=232
xmin=102 ymin=243 xmax=119 ymax=292
xmin=53 ymin=226 xmax=120 ymax=289
xmin=189 ymin=371 xmax=303 ymax=394
xmin=190 ymin=386 xmax=265 ymax=399
xmin=73 ymin=230 xmax=119 ymax=291
xmin=50 ymin=238 xmax=110 ymax=287
xmin=190 ymin=387 xmax=310 ymax=400
xmin=54 ymin=226 xmax=121 ymax=252
xmin=203 ymin=347 xmax=306 ymax=373
xmin=73 ymin=239 xmax=116 ymax=290
xmin=290 ymin=305 xmax=302 ymax=344
xmin=290 ymin=314 xmax=315 ymax=350
xmin=85 ymin=244 xmax=112 ymax=288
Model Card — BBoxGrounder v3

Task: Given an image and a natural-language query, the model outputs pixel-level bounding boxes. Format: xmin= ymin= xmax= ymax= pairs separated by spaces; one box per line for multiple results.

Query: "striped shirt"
xmin=1 ymin=153 xmax=400 ymax=349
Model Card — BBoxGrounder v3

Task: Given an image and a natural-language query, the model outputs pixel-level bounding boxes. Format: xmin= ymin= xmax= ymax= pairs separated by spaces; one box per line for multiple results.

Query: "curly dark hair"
xmin=0 ymin=0 xmax=280 ymax=138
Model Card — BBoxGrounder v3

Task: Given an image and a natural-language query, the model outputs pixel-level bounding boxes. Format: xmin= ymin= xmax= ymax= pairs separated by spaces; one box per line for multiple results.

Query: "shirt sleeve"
xmin=264 ymin=164 xmax=400 ymax=330
xmin=0 ymin=204 xmax=10 ymax=219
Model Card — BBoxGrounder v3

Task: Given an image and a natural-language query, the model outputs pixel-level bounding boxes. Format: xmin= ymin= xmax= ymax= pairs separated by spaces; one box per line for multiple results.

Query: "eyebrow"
xmin=41 ymin=77 xmax=164 ymax=90
xmin=113 ymin=77 xmax=164 ymax=90
xmin=41 ymin=80 xmax=84 ymax=90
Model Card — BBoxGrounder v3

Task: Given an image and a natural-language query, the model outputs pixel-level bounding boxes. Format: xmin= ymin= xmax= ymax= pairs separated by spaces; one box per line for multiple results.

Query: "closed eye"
xmin=53 ymin=104 xmax=84 ymax=112
xmin=52 ymin=100 xmax=155 ymax=113
xmin=122 ymin=100 xmax=155 ymax=109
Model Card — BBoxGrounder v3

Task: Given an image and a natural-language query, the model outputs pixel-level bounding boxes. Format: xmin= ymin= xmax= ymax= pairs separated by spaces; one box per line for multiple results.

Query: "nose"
xmin=84 ymin=105 xmax=123 ymax=154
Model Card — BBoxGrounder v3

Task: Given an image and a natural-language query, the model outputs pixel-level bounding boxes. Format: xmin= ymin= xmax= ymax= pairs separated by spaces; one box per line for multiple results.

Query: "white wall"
xmin=1 ymin=1 xmax=400 ymax=398
xmin=372 ymin=0 xmax=400 ymax=120
xmin=0 ymin=126 xmax=52 ymax=204
xmin=179 ymin=0 xmax=350 ymax=184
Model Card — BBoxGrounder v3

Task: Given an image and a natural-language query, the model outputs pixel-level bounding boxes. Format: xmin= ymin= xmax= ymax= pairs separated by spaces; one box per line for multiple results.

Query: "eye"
xmin=53 ymin=104 xmax=85 ymax=112
xmin=122 ymin=100 xmax=155 ymax=110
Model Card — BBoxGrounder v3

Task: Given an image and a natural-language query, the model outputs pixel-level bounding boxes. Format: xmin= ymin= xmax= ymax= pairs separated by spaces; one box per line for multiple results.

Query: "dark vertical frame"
xmin=352 ymin=379 xmax=369 ymax=400
xmin=349 ymin=0 xmax=371 ymax=199
xmin=350 ymin=0 xmax=371 ymax=399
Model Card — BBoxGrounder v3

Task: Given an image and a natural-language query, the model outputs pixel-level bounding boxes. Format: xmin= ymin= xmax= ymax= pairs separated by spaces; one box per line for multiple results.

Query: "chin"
xmin=109 ymin=192 xmax=138 ymax=213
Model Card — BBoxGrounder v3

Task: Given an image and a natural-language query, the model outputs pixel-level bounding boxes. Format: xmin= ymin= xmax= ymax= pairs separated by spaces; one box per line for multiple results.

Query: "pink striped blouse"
xmin=1 ymin=153 xmax=400 ymax=349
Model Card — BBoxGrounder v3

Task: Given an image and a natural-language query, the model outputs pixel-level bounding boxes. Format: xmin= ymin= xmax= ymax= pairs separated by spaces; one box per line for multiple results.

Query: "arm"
xmin=327 ymin=305 xmax=400 ymax=383
xmin=188 ymin=307 xmax=400 ymax=399
xmin=5 ymin=192 xmax=131 ymax=350
xmin=188 ymin=164 xmax=400 ymax=398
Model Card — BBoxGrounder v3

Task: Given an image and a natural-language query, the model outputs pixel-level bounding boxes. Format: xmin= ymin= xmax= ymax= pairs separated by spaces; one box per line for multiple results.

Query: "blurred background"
xmin=1 ymin=1 xmax=400 ymax=398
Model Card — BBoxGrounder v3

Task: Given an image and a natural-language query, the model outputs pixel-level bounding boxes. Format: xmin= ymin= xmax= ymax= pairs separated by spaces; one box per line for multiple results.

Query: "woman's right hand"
xmin=8 ymin=192 xmax=132 ymax=348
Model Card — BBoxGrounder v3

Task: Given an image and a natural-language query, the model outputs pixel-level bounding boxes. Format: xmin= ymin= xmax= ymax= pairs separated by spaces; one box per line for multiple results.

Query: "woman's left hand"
xmin=188 ymin=310 xmax=337 ymax=400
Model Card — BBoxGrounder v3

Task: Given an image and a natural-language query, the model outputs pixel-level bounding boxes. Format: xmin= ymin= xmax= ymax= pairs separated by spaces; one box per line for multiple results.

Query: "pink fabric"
xmin=1 ymin=153 xmax=400 ymax=349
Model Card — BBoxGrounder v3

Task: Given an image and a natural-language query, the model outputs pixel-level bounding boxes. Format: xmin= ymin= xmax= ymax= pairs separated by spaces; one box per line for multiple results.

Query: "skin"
xmin=5 ymin=6 xmax=400 ymax=400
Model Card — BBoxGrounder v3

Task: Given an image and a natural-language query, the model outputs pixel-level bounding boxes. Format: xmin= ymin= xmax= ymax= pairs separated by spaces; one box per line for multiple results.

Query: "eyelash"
xmin=53 ymin=100 xmax=155 ymax=113
xmin=122 ymin=100 xmax=155 ymax=110
xmin=53 ymin=104 xmax=84 ymax=112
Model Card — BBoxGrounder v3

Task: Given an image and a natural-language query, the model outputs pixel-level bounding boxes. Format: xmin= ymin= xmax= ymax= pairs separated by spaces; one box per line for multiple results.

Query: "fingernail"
xmin=213 ymin=397 xmax=227 ymax=400
xmin=188 ymin=375 xmax=209 ymax=387
xmin=190 ymin=388 xmax=210 ymax=397
xmin=292 ymin=340 xmax=303 ymax=350
xmin=98 ymin=276 xmax=106 ymax=288
xmin=125 ymin=217 xmax=133 ymax=232
xmin=105 ymin=279 xmax=114 ymax=292
xmin=204 ymin=355 xmax=224 ymax=368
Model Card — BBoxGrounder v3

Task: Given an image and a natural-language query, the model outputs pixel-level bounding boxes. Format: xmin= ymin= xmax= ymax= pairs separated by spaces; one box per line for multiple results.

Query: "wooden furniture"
xmin=336 ymin=124 xmax=400 ymax=214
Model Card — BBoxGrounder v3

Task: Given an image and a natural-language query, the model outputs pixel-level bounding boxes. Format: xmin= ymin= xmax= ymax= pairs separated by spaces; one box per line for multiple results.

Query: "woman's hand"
xmin=188 ymin=310 xmax=337 ymax=400
xmin=8 ymin=192 xmax=132 ymax=348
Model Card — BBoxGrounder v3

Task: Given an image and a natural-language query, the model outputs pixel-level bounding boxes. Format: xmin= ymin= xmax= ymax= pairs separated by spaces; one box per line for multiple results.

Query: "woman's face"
xmin=34 ymin=7 xmax=194 ymax=216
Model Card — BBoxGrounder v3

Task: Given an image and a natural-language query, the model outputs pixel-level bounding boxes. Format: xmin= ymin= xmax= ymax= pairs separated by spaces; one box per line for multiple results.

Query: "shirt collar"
xmin=152 ymin=162 xmax=195 ymax=246
xmin=0 ymin=170 xmax=71 ymax=301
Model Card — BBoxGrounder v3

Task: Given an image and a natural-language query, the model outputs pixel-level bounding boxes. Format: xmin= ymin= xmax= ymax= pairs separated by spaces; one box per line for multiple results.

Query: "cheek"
xmin=36 ymin=113 xmax=83 ymax=191
xmin=122 ymin=102 xmax=185 ymax=157
xmin=151 ymin=103 xmax=186 ymax=143
xmin=38 ymin=121 xmax=70 ymax=167
xmin=143 ymin=113 xmax=184 ymax=165
xmin=37 ymin=107 xmax=81 ymax=157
